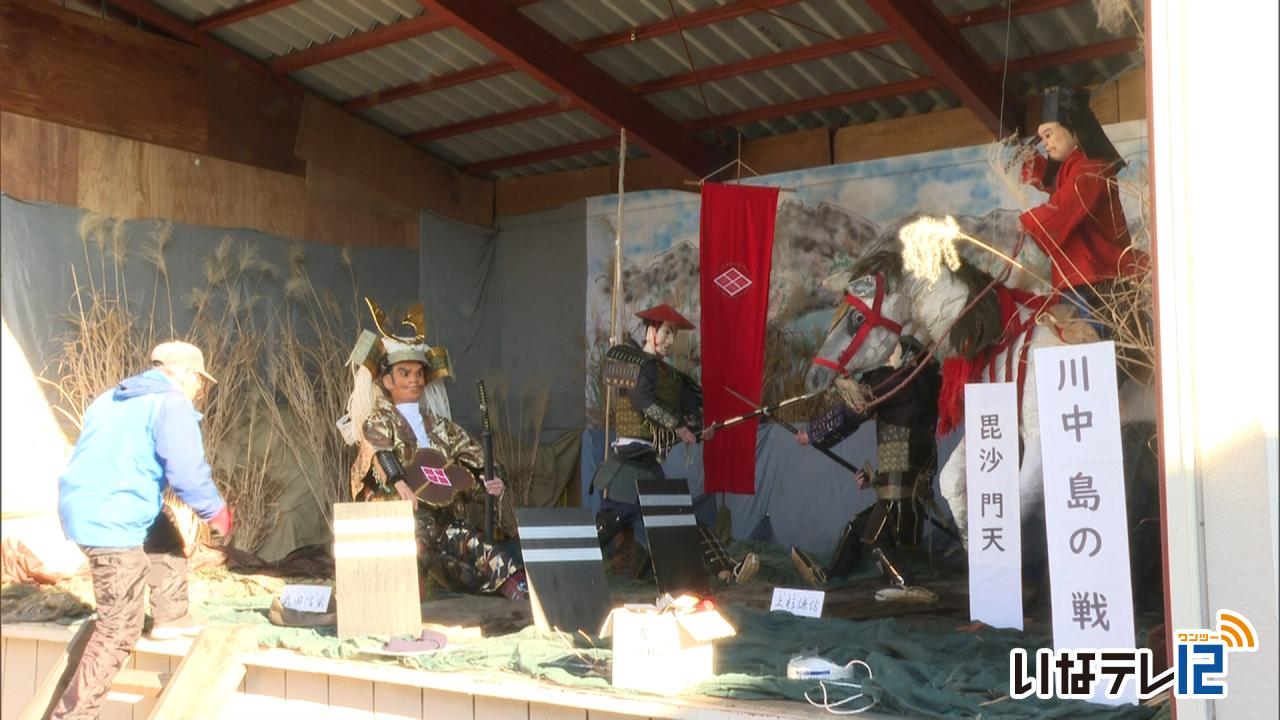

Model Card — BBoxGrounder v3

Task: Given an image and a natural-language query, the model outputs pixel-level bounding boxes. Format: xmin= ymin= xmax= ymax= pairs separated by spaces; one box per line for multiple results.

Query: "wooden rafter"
xmin=419 ymin=0 xmax=718 ymax=176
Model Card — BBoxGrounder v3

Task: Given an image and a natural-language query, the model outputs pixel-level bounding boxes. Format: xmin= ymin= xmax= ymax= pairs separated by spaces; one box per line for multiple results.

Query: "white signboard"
xmin=964 ymin=382 xmax=1023 ymax=630
xmin=770 ymin=588 xmax=825 ymax=618
xmin=1033 ymin=341 xmax=1136 ymax=706
xmin=280 ymin=584 xmax=333 ymax=614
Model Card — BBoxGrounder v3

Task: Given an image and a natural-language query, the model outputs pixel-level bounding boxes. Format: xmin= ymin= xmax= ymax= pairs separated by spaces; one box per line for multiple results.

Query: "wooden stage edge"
xmin=1 ymin=621 xmax=863 ymax=720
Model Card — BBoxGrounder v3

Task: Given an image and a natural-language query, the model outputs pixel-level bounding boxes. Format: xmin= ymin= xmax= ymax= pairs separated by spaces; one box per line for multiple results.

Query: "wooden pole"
xmin=602 ymin=129 xmax=627 ymax=463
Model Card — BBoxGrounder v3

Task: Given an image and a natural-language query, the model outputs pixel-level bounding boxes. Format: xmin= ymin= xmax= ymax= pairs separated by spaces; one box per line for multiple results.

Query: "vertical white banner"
xmin=965 ymin=382 xmax=1023 ymax=630
xmin=1034 ymin=341 xmax=1137 ymax=706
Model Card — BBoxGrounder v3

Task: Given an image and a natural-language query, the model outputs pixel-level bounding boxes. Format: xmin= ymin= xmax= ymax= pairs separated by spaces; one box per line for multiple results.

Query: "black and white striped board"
xmin=515 ymin=507 xmax=612 ymax=636
xmin=637 ymin=478 xmax=710 ymax=597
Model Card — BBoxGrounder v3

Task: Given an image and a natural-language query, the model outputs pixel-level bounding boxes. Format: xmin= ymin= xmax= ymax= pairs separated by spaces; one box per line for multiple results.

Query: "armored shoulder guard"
xmin=603 ymin=344 xmax=649 ymax=389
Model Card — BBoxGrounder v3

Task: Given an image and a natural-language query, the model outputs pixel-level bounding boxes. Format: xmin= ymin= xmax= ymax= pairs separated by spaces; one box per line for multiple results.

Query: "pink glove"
xmin=208 ymin=506 xmax=233 ymax=537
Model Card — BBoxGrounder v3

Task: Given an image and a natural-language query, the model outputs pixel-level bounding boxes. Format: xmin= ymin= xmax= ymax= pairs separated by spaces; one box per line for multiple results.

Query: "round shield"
xmin=406 ymin=448 xmax=475 ymax=507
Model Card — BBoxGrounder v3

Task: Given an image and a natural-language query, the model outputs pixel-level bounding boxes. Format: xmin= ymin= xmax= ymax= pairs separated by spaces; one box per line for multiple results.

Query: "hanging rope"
xmin=602 ymin=129 xmax=628 ymax=464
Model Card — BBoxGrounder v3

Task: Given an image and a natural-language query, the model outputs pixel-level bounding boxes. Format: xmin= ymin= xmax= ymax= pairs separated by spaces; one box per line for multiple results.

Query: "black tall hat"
xmin=1039 ymin=84 xmax=1124 ymax=187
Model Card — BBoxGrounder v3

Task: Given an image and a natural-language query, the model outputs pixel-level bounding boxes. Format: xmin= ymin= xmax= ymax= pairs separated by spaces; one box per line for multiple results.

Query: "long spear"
xmin=722 ymin=386 xmax=965 ymax=545
xmin=699 ymin=390 xmax=815 ymax=437
xmin=721 ymin=386 xmax=860 ymax=475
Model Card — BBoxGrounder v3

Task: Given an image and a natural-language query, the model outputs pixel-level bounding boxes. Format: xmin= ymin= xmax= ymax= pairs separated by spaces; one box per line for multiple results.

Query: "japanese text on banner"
xmin=964 ymin=382 xmax=1023 ymax=630
xmin=1033 ymin=341 xmax=1136 ymax=706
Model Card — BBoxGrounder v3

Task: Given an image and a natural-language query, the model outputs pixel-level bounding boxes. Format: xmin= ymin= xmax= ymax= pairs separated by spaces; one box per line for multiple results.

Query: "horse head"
xmin=805 ymin=252 xmax=913 ymax=393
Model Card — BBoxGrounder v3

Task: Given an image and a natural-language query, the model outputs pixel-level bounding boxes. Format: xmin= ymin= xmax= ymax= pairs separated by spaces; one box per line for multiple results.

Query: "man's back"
xmin=59 ymin=370 xmax=217 ymax=548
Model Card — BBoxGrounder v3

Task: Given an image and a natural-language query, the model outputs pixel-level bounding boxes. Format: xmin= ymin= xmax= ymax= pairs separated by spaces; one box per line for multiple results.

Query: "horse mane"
xmin=847 ymin=235 xmax=1002 ymax=360
xmin=848 ymin=249 xmax=905 ymax=284
xmin=947 ymin=262 xmax=1003 ymax=360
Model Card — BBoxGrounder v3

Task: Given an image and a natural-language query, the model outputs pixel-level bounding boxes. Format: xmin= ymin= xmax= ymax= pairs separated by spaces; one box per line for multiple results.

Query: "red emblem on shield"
xmin=421 ymin=467 xmax=453 ymax=487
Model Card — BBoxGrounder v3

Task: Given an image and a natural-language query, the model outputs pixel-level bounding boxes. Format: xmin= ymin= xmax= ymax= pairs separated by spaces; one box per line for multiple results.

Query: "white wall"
xmin=1149 ymin=2 xmax=1280 ymax=718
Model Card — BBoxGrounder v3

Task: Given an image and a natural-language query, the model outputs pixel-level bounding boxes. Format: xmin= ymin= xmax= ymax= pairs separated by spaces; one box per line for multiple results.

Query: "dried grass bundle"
xmin=44 ymin=220 xmax=357 ymax=553
xmin=487 ymin=377 xmax=551 ymax=537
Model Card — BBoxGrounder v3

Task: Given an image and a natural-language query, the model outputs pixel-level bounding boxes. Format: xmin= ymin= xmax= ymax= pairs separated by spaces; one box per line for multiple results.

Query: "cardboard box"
xmin=599 ymin=604 xmax=737 ymax=695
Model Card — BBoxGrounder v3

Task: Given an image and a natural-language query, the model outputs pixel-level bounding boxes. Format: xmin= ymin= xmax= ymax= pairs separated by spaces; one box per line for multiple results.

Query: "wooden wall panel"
xmin=834 ymin=106 xmax=994 ymax=163
xmin=0 ymin=0 xmax=207 ymax=151
xmin=0 ymin=112 xmax=80 ymax=205
xmin=75 ymin=128 xmax=311 ymax=239
xmin=295 ymin=96 xmax=492 ymax=229
xmin=1 ymin=637 xmax=38 ymax=717
xmin=422 ymin=689 xmax=474 ymax=720
xmin=283 ymin=670 xmax=330 ymax=715
xmin=204 ymin=59 xmax=305 ymax=177
xmin=495 ymin=166 xmax=611 ymax=217
xmin=329 ymin=676 xmax=376 ymax=719
xmin=474 ymin=695 xmax=528 ymax=720
xmin=619 ymin=155 xmax=696 ymax=193
xmin=740 ymin=127 xmax=831 ymax=176
xmin=530 ymin=703 xmax=587 ymax=720
xmin=372 ymin=682 xmax=422 ymax=719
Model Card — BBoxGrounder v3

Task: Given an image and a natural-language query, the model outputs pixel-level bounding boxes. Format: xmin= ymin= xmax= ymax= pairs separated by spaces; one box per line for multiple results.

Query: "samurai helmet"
xmin=350 ymin=298 xmax=451 ymax=383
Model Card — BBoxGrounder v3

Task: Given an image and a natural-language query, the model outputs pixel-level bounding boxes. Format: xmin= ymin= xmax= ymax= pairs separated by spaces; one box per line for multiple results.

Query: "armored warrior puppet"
xmin=791 ymin=336 xmax=942 ymax=602
xmin=592 ymin=303 xmax=758 ymax=585
xmin=1020 ymin=84 xmax=1146 ymax=326
xmin=338 ymin=299 xmax=527 ymax=600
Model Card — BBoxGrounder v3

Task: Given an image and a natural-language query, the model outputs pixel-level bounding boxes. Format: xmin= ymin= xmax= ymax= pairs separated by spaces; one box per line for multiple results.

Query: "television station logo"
xmin=1010 ymin=609 xmax=1259 ymax=701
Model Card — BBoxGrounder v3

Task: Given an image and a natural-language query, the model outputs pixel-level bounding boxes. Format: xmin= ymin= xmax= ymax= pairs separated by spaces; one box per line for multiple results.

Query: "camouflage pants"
xmin=419 ymin=519 xmax=519 ymax=595
xmin=52 ymin=513 xmax=188 ymax=720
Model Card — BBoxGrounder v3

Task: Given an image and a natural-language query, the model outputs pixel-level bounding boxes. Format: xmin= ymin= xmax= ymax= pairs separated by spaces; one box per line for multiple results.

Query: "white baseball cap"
xmin=150 ymin=341 xmax=218 ymax=384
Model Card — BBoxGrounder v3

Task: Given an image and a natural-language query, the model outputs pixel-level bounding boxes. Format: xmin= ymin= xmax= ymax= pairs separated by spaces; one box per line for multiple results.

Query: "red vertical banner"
xmin=699 ymin=182 xmax=779 ymax=495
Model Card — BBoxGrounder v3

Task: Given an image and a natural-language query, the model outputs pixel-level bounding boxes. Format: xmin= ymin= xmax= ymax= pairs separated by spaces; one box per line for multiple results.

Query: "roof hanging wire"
xmin=666 ymin=0 xmax=717 ymax=132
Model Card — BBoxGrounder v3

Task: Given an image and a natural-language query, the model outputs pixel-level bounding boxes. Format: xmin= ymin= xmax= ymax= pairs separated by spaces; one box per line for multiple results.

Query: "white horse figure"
xmin=804 ymin=215 xmax=1080 ymax=545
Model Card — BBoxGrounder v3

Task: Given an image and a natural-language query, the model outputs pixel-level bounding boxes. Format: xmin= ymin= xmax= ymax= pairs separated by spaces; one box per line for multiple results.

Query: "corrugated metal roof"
xmin=136 ymin=0 xmax=1144 ymax=178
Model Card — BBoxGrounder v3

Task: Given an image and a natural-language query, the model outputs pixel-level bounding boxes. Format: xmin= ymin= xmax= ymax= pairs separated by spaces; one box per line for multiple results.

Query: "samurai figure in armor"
xmin=790 ymin=336 xmax=942 ymax=602
xmin=338 ymin=299 xmax=527 ymax=601
xmin=591 ymin=303 xmax=759 ymax=585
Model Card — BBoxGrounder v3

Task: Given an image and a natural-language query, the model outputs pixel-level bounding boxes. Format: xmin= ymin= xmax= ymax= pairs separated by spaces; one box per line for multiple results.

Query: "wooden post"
xmin=333 ymin=501 xmax=422 ymax=638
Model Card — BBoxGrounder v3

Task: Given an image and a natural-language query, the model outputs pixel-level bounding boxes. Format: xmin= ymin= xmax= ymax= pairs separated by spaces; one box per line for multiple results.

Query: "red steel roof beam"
xmin=419 ymin=0 xmax=718 ymax=176
xmin=105 ymin=0 xmax=306 ymax=93
xmin=574 ymin=0 xmax=803 ymax=53
xmin=864 ymin=0 xmax=1021 ymax=136
xmin=267 ymin=0 xmax=540 ymax=75
xmin=270 ymin=14 xmax=452 ymax=74
xmin=346 ymin=0 xmax=806 ymax=112
xmin=466 ymin=36 xmax=1137 ymax=174
xmin=195 ymin=0 xmax=300 ymax=32
xmin=345 ymin=62 xmax=512 ymax=111
xmin=411 ymin=0 xmax=1087 ymax=142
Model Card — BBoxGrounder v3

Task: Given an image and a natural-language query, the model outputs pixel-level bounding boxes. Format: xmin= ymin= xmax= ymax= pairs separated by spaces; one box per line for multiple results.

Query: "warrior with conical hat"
xmin=592 ymin=303 xmax=759 ymax=585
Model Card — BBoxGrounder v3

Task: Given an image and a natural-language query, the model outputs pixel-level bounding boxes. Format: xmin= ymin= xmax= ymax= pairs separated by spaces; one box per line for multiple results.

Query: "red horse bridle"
xmin=812 ymin=272 xmax=904 ymax=377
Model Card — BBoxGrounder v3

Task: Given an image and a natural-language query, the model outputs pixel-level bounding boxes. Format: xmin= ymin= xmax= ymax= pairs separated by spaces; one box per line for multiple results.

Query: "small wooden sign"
xmin=333 ymin=501 xmax=421 ymax=638
xmin=516 ymin=507 xmax=612 ymax=636
xmin=637 ymin=478 xmax=710 ymax=597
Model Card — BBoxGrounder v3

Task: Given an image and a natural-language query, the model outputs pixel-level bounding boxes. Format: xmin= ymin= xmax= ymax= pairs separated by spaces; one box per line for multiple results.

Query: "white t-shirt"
xmin=396 ymin=402 xmax=430 ymax=448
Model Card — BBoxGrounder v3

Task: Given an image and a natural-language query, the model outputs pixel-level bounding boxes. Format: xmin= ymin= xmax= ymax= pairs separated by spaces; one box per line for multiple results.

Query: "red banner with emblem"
xmin=699 ymin=183 xmax=779 ymax=495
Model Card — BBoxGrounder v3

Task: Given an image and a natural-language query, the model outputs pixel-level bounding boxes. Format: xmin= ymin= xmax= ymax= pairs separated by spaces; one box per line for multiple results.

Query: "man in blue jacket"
xmin=53 ymin=341 xmax=233 ymax=720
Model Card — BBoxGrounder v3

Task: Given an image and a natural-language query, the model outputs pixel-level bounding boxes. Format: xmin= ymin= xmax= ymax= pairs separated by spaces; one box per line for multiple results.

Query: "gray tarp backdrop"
xmin=420 ymin=205 xmax=588 ymax=442
xmin=1 ymin=193 xmax=419 ymax=561
xmin=1 ymin=194 xmax=418 ymax=379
